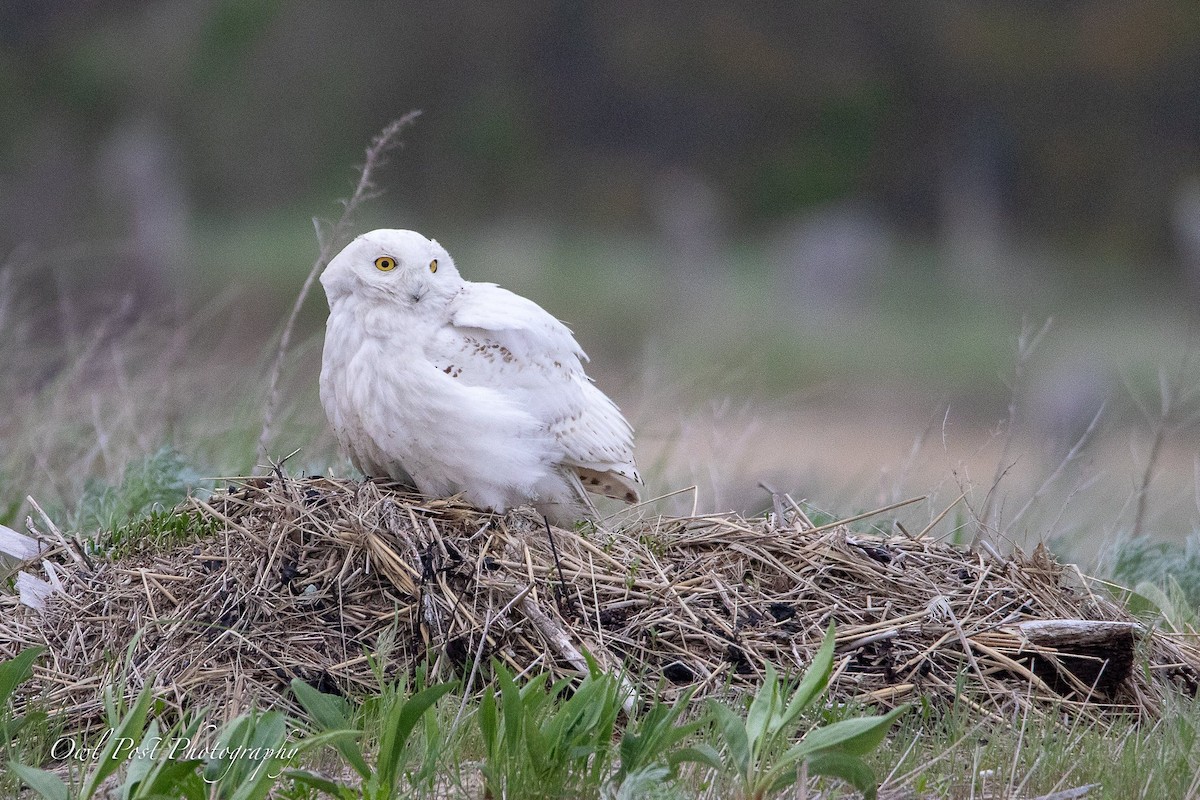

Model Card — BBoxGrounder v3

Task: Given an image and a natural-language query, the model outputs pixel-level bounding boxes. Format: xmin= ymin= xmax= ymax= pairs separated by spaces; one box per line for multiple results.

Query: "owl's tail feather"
xmin=573 ymin=466 xmax=641 ymax=505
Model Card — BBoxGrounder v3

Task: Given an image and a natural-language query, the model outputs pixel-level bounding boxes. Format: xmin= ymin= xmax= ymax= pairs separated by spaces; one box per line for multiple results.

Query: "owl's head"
xmin=321 ymin=229 xmax=462 ymax=306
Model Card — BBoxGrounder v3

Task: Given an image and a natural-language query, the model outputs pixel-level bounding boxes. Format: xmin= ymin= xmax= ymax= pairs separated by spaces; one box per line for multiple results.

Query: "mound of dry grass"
xmin=2 ymin=475 xmax=1198 ymax=731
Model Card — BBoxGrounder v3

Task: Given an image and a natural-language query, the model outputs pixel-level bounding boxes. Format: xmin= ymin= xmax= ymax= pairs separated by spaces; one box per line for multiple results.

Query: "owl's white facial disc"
xmin=320 ymin=229 xmax=460 ymax=306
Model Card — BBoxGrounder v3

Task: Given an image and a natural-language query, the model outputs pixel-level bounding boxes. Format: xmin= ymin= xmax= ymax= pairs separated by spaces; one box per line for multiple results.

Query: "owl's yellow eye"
xmin=430 ymin=259 xmax=438 ymax=274
xmin=375 ymin=256 xmax=397 ymax=272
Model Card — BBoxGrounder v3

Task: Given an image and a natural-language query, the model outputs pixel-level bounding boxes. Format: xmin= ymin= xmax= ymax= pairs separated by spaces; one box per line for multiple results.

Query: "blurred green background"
xmin=4 ymin=1 xmax=1200 ymax=555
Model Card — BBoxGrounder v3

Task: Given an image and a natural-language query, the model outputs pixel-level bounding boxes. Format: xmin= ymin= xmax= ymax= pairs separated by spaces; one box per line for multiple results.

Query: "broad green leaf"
xmin=227 ymin=712 xmax=291 ymax=800
xmin=290 ymin=679 xmax=352 ymax=730
xmin=523 ymin=706 xmax=550 ymax=775
xmin=708 ymin=701 xmax=751 ymax=774
xmin=129 ymin=715 xmax=206 ymax=800
xmin=791 ymin=705 xmax=908 ymax=758
xmin=290 ymin=679 xmax=369 ymax=779
xmin=806 ymin=750 xmax=879 ymax=800
xmin=200 ymin=711 xmax=293 ymax=800
xmin=776 ymin=625 xmax=836 ymax=733
xmin=497 ymin=664 xmax=525 ymax=755
xmin=121 ymin=718 xmax=161 ymax=799
xmin=9 ymin=762 xmax=69 ymax=800
xmin=292 ymin=728 xmax=363 ymax=755
xmin=284 ymin=769 xmax=356 ymax=799
xmin=479 ymin=687 xmax=498 ymax=753
xmin=765 ymin=760 xmax=803 ymax=794
xmin=203 ymin=714 xmax=251 ymax=787
xmin=745 ymin=662 xmax=779 ymax=747
xmin=0 ymin=647 xmax=43 ymax=707
xmin=247 ymin=710 xmax=287 ymax=749
xmin=607 ymin=764 xmax=670 ymax=800
xmin=3 ymin=710 xmax=46 ymax=743
xmin=670 ymin=743 xmax=723 ymax=772
xmin=128 ymin=756 xmax=206 ymax=800
xmin=617 ymin=689 xmax=699 ymax=779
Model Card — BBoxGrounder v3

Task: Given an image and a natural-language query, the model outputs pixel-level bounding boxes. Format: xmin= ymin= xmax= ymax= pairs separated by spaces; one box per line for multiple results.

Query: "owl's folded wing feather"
xmin=436 ymin=282 xmax=642 ymax=502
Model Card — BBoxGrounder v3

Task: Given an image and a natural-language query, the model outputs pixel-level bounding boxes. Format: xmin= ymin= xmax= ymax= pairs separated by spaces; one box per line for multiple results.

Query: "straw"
xmin=2 ymin=474 xmax=1196 ymax=731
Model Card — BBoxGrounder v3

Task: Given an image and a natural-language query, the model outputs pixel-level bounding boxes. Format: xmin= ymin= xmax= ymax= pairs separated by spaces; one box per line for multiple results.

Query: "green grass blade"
xmin=375 ymin=682 xmax=454 ymax=794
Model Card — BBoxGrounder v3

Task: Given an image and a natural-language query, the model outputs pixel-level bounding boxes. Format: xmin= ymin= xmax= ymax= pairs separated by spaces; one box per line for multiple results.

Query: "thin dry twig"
xmin=257 ymin=112 xmax=422 ymax=465
xmin=1005 ymin=402 xmax=1105 ymax=535
xmin=1132 ymin=369 xmax=1172 ymax=538
xmin=979 ymin=317 xmax=1054 ymax=532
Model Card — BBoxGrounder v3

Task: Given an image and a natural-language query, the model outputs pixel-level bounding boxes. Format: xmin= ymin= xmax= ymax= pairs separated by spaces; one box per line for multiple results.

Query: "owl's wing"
xmin=446 ymin=281 xmax=585 ymax=364
xmin=434 ymin=282 xmax=642 ymax=501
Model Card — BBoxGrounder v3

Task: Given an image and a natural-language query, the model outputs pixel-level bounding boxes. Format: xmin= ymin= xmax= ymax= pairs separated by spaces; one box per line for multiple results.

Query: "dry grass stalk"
xmin=256 ymin=111 xmax=422 ymax=465
xmin=2 ymin=475 xmax=1198 ymax=732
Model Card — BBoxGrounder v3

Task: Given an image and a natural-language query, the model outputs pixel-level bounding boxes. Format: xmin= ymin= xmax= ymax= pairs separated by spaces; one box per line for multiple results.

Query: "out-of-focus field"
xmin=4 ymin=216 xmax=1198 ymax=572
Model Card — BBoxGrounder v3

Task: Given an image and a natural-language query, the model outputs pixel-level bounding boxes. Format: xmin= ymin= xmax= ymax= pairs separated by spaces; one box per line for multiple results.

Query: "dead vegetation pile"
xmin=2 ymin=475 xmax=1198 ymax=730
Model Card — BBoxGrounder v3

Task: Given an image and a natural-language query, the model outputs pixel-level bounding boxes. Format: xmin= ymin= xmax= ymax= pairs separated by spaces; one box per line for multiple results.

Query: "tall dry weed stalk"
xmin=257 ymin=112 xmax=422 ymax=465
xmin=1128 ymin=354 xmax=1200 ymax=538
xmin=975 ymin=317 xmax=1053 ymax=537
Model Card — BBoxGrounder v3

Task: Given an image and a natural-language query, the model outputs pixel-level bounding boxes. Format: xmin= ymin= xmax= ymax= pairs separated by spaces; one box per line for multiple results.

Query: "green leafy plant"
xmin=12 ymin=682 xmax=155 ymax=800
xmin=610 ymin=686 xmax=716 ymax=790
xmin=1 ymin=648 xmax=50 ymax=798
xmin=13 ymin=689 xmax=334 ymax=800
xmin=289 ymin=675 xmax=454 ymax=800
xmin=203 ymin=709 xmax=296 ymax=800
xmin=114 ymin=716 xmax=207 ymax=800
xmin=1112 ymin=531 xmax=1200 ymax=604
xmin=1 ymin=647 xmax=45 ymax=750
xmin=479 ymin=658 xmax=626 ymax=799
xmin=706 ymin=625 xmax=908 ymax=800
xmin=6 ymin=650 xmax=209 ymax=800
xmin=72 ymin=448 xmax=203 ymax=538
xmin=1124 ymin=575 xmax=1199 ymax=633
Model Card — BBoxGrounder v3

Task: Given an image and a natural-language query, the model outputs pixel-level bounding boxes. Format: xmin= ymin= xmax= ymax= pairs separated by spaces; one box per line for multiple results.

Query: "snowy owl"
xmin=319 ymin=229 xmax=641 ymax=524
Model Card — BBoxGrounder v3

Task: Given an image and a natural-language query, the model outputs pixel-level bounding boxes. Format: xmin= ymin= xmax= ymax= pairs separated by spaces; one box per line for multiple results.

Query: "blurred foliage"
xmin=71 ymin=447 xmax=204 ymax=536
xmin=1110 ymin=532 xmax=1200 ymax=614
xmin=1 ymin=1 xmax=1199 ymax=263
xmin=4 ymin=1 xmax=1200 ymax=548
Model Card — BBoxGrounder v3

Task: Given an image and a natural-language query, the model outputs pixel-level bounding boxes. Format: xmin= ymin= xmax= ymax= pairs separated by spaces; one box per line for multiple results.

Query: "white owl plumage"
xmin=319 ymin=229 xmax=641 ymax=523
